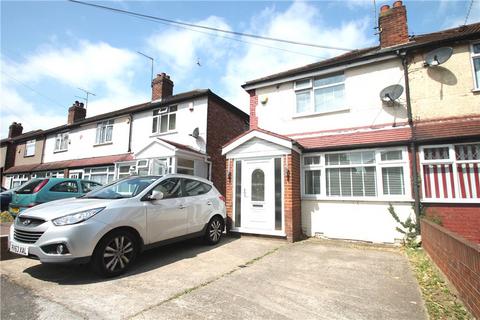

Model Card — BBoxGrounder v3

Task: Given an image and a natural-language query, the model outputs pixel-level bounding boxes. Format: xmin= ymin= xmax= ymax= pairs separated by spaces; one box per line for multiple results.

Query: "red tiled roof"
xmin=295 ymin=126 xmax=412 ymax=151
xmin=4 ymin=153 xmax=133 ymax=174
xmin=158 ymin=138 xmax=206 ymax=156
xmin=414 ymin=116 xmax=480 ymax=142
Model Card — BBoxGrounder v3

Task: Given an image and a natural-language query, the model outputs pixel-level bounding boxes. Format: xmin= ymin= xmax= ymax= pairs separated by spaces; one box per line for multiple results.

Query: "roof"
xmin=4 ymin=153 xmax=133 ymax=174
xmin=1 ymin=89 xmax=247 ymax=143
xmin=222 ymin=127 xmax=297 ymax=149
xmin=243 ymin=22 xmax=480 ymax=89
xmin=414 ymin=116 xmax=480 ymax=143
xmin=157 ymin=138 xmax=206 ymax=156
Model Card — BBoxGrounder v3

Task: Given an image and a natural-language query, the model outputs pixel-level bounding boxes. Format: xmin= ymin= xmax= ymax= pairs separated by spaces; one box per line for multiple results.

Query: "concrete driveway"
xmin=0 ymin=236 xmax=426 ymax=320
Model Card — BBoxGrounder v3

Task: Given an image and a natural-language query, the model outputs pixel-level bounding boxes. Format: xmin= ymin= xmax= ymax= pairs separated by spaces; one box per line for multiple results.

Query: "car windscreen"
xmin=83 ymin=176 xmax=158 ymax=199
xmin=15 ymin=179 xmax=45 ymax=194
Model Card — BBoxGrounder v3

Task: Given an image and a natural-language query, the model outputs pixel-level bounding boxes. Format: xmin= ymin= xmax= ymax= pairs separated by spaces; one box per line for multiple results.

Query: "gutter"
xmin=127 ymin=114 xmax=133 ymax=153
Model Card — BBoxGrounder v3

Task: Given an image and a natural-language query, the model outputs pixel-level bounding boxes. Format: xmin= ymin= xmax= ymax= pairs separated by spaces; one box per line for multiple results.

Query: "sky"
xmin=1 ymin=0 xmax=479 ymax=138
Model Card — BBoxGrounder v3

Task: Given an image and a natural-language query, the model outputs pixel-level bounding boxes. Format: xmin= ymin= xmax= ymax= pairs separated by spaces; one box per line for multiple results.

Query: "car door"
xmin=145 ymin=178 xmax=187 ymax=244
xmin=182 ymin=178 xmax=214 ymax=234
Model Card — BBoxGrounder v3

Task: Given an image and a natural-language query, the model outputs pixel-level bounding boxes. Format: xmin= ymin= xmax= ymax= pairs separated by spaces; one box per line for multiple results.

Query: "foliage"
xmin=406 ymin=248 xmax=472 ymax=320
xmin=389 ymin=203 xmax=418 ymax=248
xmin=0 ymin=211 xmax=14 ymax=223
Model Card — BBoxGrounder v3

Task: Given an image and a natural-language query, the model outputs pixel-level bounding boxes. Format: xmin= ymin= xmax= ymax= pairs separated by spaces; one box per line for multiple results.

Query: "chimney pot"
xmin=393 ymin=1 xmax=403 ymax=8
xmin=380 ymin=4 xmax=390 ymax=12
xmin=152 ymin=73 xmax=174 ymax=101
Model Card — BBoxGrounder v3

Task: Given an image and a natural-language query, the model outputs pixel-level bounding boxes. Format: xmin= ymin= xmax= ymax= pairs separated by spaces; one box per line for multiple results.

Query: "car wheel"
xmin=92 ymin=230 xmax=138 ymax=277
xmin=204 ymin=216 xmax=224 ymax=245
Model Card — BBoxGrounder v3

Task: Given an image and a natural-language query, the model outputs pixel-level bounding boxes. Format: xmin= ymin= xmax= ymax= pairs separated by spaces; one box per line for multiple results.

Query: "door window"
xmin=251 ymin=169 xmax=265 ymax=201
xmin=153 ymin=178 xmax=182 ymax=199
xmin=50 ymin=181 xmax=78 ymax=193
xmin=81 ymin=181 xmax=102 ymax=193
xmin=183 ymin=179 xmax=212 ymax=197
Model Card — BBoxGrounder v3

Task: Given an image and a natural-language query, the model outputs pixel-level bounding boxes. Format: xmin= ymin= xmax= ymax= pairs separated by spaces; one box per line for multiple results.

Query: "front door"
xmin=241 ymin=159 xmax=275 ymax=231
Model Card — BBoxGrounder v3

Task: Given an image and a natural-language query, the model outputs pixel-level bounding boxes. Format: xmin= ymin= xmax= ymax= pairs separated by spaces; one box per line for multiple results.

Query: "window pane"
xmin=381 ymin=150 xmax=403 ymax=161
xmin=474 ymin=58 xmax=480 ymax=88
xmin=177 ymin=168 xmax=194 ymax=175
xmin=304 ymin=156 xmax=320 ymax=165
xmin=455 ymin=143 xmax=480 ymax=160
xmin=154 ymin=178 xmax=182 ymax=199
xmin=169 ymin=105 xmax=178 ymax=112
xmin=295 ymin=79 xmax=311 ymax=90
xmin=274 ymin=158 xmax=282 ymax=230
xmin=296 ymin=90 xmax=311 ymax=113
xmin=251 ymin=169 xmax=265 ymax=201
xmin=160 ymin=115 xmax=168 ymax=132
xmin=305 ymin=170 xmax=321 ymax=194
xmin=50 ymin=181 xmax=78 ymax=193
xmin=474 ymin=44 xmax=480 ymax=54
xmin=314 ymin=84 xmax=345 ymax=112
xmin=382 ymin=167 xmax=405 ymax=195
xmin=184 ymin=179 xmax=211 ymax=196
xmin=235 ymin=161 xmax=242 ymax=227
xmin=340 ymin=168 xmax=352 ymax=196
xmin=169 ymin=113 xmax=176 ymax=130
xmin=326 ymin=168 xmax=340 ymax=196
xmin=352 ymin=167 xmax=364 ymax=196
xmin=362 ymin=151 xmax=376 ymax=164
xmin=326 ymin=154 xmax=339 ymax=165
xmin=364 ymin=167 xmax=377 ymax=196
xmin=106 ymin=125 xmax=113 ymax=142
xmin=152 ymin=117 xmax=158 ymax=133
xmin=424 ymin=147 xmax=449 ymax=160
xmin=178 ymin=158 xmax=194 ymax=168
xmin=313 ymin=74 xmax=345 ymax=87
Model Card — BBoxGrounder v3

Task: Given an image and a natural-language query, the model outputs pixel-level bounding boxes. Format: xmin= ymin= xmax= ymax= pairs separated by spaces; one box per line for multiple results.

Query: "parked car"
xmin=1 ymin=186 xmax=21 ymax=212
xmin=8 ymin=178 xmax=102 ymax=216
xmin=9 ymin=174 xmax=226 ymax=277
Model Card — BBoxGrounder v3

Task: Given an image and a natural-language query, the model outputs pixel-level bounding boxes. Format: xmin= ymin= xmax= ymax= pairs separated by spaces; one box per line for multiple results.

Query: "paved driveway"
xmin=0 ymin=236 xmax=426 ymax=320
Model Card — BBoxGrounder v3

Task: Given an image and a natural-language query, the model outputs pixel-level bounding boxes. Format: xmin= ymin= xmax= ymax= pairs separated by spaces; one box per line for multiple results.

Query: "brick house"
xmin=223 ymin=1 xmax=479 ymax=243
xmin=2 ymin=73 xmax=248 ymax=196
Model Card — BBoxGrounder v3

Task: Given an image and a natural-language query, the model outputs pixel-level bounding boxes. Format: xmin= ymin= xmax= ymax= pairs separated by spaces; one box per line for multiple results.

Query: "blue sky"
xmin=1 ymin=0 xmax=479 ymax=138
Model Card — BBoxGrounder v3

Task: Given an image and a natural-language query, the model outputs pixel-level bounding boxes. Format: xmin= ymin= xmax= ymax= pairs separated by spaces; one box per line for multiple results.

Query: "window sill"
xmin=293 ymin=107 xmax=350 ymax=119
xmin=23 ymin=155 xmax=35 ymax=158
xmin=150 ymin=131 xmax=178 ymax=138
xmin=421 ymin=198 xmax=480 ymax=204
xmin=472 ymin=88 xmax=480 ymax=94
xmin=53 ymin=149 xmax=68 ymax=154
xmin=93 ymin=142 xmax=113 ymax=147
xmin=301 ymin=195 xmax=414 ymax=203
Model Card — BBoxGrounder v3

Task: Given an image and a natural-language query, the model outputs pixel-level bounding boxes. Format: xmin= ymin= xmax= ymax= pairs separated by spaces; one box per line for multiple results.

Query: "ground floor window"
xmin=9 ymin=174 xmax=29 ymax=188
xmin=177 ymin=158 xmax=195 ymax=175
xmin=302 ymin=147 xmax=409 ymax=200
xmin=84 ymin=166 xmax=115 ymax=185
xmin=420 ymin=142 xmax=479 ymax=201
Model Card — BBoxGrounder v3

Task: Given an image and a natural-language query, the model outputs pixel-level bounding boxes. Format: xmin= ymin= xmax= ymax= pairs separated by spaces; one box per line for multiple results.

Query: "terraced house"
xmin=223 ymin=1 xmax=479 ymax=243
xmin=1 ymin=73 xmax=249 ymax=195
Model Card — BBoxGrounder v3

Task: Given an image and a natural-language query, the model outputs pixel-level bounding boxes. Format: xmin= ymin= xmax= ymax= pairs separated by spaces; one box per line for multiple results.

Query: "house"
xmin=222 ymin=1 xmax=479 ymax=243
xmin=2 ymin=73 xmax=249 ymax=196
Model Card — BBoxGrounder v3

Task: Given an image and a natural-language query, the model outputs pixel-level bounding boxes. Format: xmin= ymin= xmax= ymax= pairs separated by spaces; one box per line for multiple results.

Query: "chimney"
xmin=8 ymin=122 xmax=23 ymax=138
xmin=378 ymin=1 xmax=409 ymax=48
xmin=67 ymin=101 xmax=86 ymax=125
xmin=152 ymin=73 xmax=174 ymax=101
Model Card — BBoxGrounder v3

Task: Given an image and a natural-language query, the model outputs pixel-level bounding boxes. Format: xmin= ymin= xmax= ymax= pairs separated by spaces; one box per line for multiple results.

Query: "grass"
xmin=405 ymin=247 xmax=473 ymax=320
xmin=0 ymin=211 xmax=14 ymax=223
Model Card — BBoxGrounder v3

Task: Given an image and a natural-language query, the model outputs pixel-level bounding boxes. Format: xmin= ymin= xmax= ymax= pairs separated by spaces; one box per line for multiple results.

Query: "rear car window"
xmin=184 ymin=179 xmax=212 ymax=197
xmin=81 ymin=181 xmax=102 ymax=193
xmin=50 ymin=181 xmax=79 ymax=193
xmin=16 ymin=179 xmax=46 ymax=194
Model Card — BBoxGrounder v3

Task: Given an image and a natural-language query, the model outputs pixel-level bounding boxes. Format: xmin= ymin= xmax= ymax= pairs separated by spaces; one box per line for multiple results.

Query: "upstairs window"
xmin=472 ymin=42 xmax=480 ymax=90
xmin=24 ymin=139 xmax=36 ymax=157
xmin=96 ymin=119 xmax=114 ymax=144
xmin=295 ymin=73 xmax=346 ymax=115
xmin=54 ymin=132 xmax=68 ymax=151
xmin=152 ymin=105 xmax=177 ymax=134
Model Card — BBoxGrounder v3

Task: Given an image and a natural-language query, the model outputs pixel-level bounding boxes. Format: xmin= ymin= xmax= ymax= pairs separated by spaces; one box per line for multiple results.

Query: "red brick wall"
xmin=225 ymin=159 xmax=234 ymax=230
xmin=284 ymin=152 xmax=302 ymax=242
xmin=207 ymin=97 xmax=248 ymax=197
xmin=248 ymin=90 xmax=258 ymax=129
xmin=421 ymin=219 xmax=480 ymax=319
xmin=424 ymin=204 xmax=480 ymax=244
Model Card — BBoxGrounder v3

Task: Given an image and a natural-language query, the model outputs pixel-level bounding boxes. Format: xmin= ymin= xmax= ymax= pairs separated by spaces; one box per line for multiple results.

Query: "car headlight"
xmin=52 ymin=207 xmax=105 ymax=226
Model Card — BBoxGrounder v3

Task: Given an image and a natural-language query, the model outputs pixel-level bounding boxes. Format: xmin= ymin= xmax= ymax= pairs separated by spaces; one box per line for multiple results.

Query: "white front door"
xmin=241 ymin=159 xmax=275 ymax=231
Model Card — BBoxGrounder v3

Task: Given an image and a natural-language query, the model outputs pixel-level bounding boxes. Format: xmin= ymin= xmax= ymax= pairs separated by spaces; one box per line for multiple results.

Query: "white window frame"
xmin=84 ymin=166 xmax=115 ymax=184
xmin=152 ymin=105 xmax=177 ymax=134
xmin=9 ymin=174 xmax=29 ymax=188
xmin=54 ymin=132 xmax=69 ymax=152
xmin=24 ymin=139 xmax=36 ymax=157
xmin=471 ymin=42 xmax=480 ymax=91
xmin=294 ymin=73 xmax=347 ymax=117
xmin=95 ymin=119 xmax=114 ymax=145
xmin=420 ymin=142 xmax=480 ymax=203
xmin=301 ymin=147 xmax=411 ymax=201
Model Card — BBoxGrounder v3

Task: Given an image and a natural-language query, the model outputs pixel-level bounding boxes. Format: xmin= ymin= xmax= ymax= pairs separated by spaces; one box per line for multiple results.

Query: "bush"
xmin=388 ymin=203 xmax=419 ymax=248
xmin=0 ymin=211 xmax=14 ymax=223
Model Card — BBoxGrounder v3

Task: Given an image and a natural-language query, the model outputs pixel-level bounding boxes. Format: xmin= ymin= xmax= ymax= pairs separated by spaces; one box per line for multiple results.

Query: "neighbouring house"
xmin=2 ymin=73 xmax=249 ymax=195
xmin=222 ymin=0 xmax=479 ymax=243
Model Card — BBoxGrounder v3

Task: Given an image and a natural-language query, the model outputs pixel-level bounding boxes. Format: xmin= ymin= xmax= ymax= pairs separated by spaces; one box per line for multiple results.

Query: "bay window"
xmin=302 ymin=148 xmax=409 ymax=199
xmin=152 ymin=105 xmax=177 ymax=134
xmin=472 ymin=42 xmax=480 ymax=90
xmin=295 ymin=73 xmax=346 ymax=115
xmin=421 ymin=143 xmax=479 ymax=201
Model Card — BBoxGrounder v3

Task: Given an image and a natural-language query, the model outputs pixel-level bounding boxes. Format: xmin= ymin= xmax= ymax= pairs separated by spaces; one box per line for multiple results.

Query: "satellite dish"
xmin=424 ymin=47 xmax=453 ymax=67
xmin=379 ymin=84 xmax=404 ymax=102
xmin=190 ymin=127 xmax=200 ymax=139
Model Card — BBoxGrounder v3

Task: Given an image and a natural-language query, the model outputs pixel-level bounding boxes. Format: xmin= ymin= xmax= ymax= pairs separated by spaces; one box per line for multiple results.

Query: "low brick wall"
xmin=421 ymin=219 xmax=480 ymax=319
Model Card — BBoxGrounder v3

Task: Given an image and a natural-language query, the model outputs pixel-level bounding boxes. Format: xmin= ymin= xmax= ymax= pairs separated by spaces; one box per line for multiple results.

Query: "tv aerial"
xmin=379 ymin=84 xmax=404 ymax=103
xmin=424 ymin=47 xmax=453 ymax=67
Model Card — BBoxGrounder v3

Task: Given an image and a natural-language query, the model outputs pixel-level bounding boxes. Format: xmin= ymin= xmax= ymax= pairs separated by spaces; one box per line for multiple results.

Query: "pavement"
xmin=0 ymin=236 xmax=427 ymax=320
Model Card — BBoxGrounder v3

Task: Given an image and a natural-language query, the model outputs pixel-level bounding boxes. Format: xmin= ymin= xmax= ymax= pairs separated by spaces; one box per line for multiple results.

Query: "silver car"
xmin=9 ymin=174 xmax=226 ymax=277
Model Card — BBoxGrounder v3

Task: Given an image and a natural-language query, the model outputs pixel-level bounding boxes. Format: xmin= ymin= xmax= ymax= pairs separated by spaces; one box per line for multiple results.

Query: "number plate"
xmin=10 ymin=242 xmax=28 ymax=256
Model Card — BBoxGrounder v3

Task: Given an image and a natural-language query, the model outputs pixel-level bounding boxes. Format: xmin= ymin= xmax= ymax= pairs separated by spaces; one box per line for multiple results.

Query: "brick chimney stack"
xmin=67 ymin=101 xmax=87 ymax=125
xmin=379 ymin=1 xmax=409 ymax=48
xmin=8 ymin=122 xmax=23 ymax=138
xmin=152 ymin=73 xmax=174 ymax=101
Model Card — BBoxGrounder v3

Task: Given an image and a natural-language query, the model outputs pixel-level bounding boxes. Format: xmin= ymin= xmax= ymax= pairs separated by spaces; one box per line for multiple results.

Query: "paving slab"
xmin=132 ymin=239 xmax=427 ymax=320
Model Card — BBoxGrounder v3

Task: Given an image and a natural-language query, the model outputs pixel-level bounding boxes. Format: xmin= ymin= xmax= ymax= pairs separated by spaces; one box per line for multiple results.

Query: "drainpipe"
xmin=400 ymin=50 xmax=421 ymax=234
xmin=127 ymin=114 xmax=133 ymax=153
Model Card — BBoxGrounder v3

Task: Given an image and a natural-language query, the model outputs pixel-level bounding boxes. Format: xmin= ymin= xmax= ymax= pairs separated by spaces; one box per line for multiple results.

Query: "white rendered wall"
xmin=255 ymin=59 xmax=407 ymax=135
xmin=131 ymin=98 xmax=208 ymax=155
xmin=43 ymin=115 xmax=131 ymax=163
xmin=301 ymin=200 xmax=414 ymax=243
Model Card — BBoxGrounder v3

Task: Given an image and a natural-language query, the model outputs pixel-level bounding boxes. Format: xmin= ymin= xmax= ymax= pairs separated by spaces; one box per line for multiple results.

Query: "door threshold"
xmin=230 ymin=227 xmax=286 ymax=237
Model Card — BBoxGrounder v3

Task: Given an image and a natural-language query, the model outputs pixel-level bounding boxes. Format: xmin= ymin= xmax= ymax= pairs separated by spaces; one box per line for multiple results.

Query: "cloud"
xmin=438 ymin=0 xmax=480 ymax=29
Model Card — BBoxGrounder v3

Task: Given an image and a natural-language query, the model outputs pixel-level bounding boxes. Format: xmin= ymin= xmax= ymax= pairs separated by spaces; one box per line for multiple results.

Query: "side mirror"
xmin=149 ymin=190 xmax=164 ymax=201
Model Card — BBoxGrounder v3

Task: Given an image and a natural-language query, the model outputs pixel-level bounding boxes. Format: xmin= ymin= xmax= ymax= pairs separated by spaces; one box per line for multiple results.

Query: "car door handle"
xmin=207 ymin=201 xmax=212 ymax=206
xmin=179 ymin=204 xmax=186 ymax=209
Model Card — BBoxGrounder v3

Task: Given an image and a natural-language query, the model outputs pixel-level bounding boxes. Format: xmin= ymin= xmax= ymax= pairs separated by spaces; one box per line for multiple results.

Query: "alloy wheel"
xmin=209 ymin=219 xmax=222 ymax=242
xmin=103 ymin=236 xmax=134 ymax=272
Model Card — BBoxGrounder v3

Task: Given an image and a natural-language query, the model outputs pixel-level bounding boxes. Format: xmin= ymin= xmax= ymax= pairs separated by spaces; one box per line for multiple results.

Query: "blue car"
xmin=8 ymin=178 xmax=102 ymax=216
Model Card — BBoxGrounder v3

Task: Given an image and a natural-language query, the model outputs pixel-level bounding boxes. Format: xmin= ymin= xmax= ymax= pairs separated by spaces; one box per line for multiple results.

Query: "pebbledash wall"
xmin=421 ymin=219 xmax=480 ymax=319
